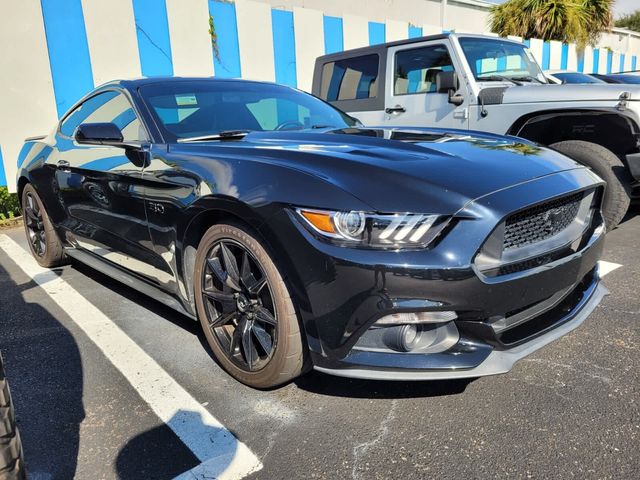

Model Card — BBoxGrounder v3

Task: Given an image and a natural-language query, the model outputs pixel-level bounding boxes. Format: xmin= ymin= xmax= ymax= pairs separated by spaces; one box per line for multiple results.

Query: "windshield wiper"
xmin=310 ymin=124 xmax=338 ymax=129
xmin=177 ymin=130 xmax=251 ymax=142
xmin=512 ymin=75 xmax=545 ymax=84
xmin=478 ymin=75 xmax=523 ymax=86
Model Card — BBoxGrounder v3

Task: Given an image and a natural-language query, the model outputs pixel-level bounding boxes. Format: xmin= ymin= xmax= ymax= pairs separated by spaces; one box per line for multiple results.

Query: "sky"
xmin=484 ymin=0 xmax=637 ymax=18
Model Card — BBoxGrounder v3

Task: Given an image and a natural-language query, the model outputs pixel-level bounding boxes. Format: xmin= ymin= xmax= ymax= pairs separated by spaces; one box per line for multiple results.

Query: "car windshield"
xmin=458 ymin=37 xmax=546 ymax=83
xmin=141 ymin=80 xmax=357 ymax=140
xmin=551 ymin=72 xmax=606 ymax=84
xmin=609 ymin=74 xmax=640 ymax=84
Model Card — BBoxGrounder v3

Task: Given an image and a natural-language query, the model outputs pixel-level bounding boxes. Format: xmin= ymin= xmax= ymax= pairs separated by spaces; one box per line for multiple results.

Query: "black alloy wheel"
xmin=21 ymin=183 xmax=66 ymax=268
xmin=194 ymin=224 xmax=306 ymax=388
xmin=23 ymin=191 xmax=46 ymax=257
xmin=202 ymin=240 xmax=278 ymax=371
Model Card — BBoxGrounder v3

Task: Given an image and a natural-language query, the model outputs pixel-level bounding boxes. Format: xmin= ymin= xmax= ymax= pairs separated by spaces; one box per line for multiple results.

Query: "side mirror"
xmin=436 ymin=71 xmax=464 ymax=106
xmin=75 ymin=123 xmax=124 ymax=146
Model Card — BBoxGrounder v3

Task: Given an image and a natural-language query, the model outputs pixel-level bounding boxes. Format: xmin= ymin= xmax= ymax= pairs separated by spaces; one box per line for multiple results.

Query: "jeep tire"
xmin=550 ymin=140 xmax=631 ymax=230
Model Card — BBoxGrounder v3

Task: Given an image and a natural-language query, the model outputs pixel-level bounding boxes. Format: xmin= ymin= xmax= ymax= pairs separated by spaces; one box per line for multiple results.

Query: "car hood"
xmin=171 ymin=127 xmax=584 ymax=214
xmin=489 ymin=83 xmax=640 ymax=104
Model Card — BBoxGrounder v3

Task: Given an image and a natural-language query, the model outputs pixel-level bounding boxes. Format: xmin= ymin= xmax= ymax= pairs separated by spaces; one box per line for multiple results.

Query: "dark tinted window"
xmin=319 ymin=54 xmax=379 ymax=101
xmin=141 ymin=80 xmax=356 ymax=139
xmin=552 ymin=72 xmax=605 ymax=84
xmin=59 ymin=90 xmax=146 ymax=141
xmin=394 ymin=45 xmax=454 ymax=95
xmin=609 ymin=74 xmax=640 ymax=84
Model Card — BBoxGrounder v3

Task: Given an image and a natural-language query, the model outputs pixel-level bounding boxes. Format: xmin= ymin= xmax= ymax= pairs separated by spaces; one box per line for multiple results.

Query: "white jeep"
xmin=312 ymin=33 xmax=640 ymax=229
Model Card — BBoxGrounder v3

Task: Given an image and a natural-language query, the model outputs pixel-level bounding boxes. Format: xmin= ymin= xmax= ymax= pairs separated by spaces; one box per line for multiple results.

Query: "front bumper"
xmin=261 ymin=168 xmax=606 ymax=380
xmin=314 ymin=273 xmax=607 ymax=380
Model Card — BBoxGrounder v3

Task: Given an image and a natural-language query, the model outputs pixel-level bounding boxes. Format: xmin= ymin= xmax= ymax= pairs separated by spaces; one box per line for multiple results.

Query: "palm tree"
xmin=489 ymin=0 xmax=613 ymax=48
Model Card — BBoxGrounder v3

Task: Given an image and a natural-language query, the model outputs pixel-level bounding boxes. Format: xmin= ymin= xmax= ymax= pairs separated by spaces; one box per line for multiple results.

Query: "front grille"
xmin=503 ymin=192 xmax=584 ymax=251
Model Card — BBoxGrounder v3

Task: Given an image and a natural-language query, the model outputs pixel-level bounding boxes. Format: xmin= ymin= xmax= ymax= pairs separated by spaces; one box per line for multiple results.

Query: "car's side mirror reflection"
xmin=436 ymin=71 xmax=464 ymax=106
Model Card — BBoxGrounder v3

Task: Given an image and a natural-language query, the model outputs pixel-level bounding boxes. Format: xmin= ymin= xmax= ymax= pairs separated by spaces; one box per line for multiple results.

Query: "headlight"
xmin=295 ymin=208 xmax=450 ymax=248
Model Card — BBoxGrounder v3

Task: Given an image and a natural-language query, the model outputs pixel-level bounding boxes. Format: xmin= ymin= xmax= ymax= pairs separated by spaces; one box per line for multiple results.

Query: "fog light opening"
xmin=379 ymin=322 xmax=459 ymax=353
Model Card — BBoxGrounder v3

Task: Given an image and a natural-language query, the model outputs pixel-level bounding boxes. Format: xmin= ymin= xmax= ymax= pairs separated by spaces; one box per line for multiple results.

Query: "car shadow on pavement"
xmin=294 ymin=370 xmax=474 ymax=399
xmin=0 ymin=262 xmax=84 ymax=479
xmin=70 ymin=260 xmax=201 ymax=336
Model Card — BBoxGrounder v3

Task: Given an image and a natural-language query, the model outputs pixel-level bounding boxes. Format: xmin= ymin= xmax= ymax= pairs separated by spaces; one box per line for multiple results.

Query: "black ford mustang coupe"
xmin=16 ymin=78 xmax=607 ymax=387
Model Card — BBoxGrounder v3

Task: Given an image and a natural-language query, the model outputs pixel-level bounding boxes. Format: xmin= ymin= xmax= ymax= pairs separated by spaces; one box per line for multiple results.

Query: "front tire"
xmin=194 ymin=223 xmax=306 ymax=388
xmin=21 ymin=184 xmax=66 ymax=267
xmin=550 ymin=141 xmax=631 ymax=230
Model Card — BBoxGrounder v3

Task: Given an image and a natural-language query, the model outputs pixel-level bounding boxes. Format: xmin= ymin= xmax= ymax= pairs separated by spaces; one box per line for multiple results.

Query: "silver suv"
xmin=312 ymin=33 xmax=640 ymax=229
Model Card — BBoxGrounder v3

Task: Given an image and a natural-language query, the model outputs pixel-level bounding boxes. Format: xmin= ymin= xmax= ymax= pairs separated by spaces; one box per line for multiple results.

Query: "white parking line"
xmin=0 ymin=235 xmax=262 ymax=480
xmin=598 ymin=260 xmax=623 ymax=277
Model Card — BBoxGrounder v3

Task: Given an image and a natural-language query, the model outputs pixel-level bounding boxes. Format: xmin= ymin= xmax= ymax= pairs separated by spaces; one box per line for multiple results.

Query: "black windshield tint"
xmin=553 ymin=72 xmax=606 ymax=84
xmin=141 ymin=80 xmax=356 ymax=140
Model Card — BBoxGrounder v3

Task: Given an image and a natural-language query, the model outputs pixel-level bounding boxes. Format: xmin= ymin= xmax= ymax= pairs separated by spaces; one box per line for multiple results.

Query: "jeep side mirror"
xmin=436 ymin=71 xmax=464 ymax=106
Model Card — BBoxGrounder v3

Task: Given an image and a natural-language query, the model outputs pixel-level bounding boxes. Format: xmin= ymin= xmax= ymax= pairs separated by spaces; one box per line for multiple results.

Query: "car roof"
xmin=316 ymin=32 xmax=525 ymax=62
xmin=99 ymin=77 xmax=281 ymax=90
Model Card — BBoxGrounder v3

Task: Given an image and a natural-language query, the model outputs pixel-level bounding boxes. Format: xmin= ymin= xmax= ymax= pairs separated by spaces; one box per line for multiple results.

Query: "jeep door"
xmin=384 ymin=41 xmax=469 ymax=129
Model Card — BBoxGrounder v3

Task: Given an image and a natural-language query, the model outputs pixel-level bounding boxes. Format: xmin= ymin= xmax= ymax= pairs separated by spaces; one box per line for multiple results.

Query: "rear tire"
xmin=194 ymin=223 xmax=307 ymax=388
xmin=550 ymin=140 xmax=631 ymax=230
xmin=21 ymin=184 xmax=66 ymax=268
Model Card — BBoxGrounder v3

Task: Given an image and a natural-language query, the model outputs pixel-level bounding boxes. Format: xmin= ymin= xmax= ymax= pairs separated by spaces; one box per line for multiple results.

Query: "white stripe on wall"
xmin=567 ymin=44 xmax=578 ymax=71
xmin=549 ymin=40 xmax=562 ymax=69
xmin=0 ymin=0 xmax=57 ymax=192
xmin=583 ymin=45 xmax=594 ymax=73
xmin=598 ymin=49 xmax=608 ymax=74
xmin=166 ymin=0 xmax=214 ymax=77
xmin=236 ymin=0 xmax=275 ymax=82
xmin=82 ymin=0 xmax=141 ymax=86
xmin=343 ymin=14 xmax=369 ymax=50
xmin=293 ymin=7 xmax=324 ymax=92
xmin=423 ymin=24 xmax=441 ymax=35
xmin=386 ymin=19 xmax=408 ymax=42
xmin=528 ymin=38 xmax=544 ymax=66
xmin=612 ymin=52 xmax=620 ymax=73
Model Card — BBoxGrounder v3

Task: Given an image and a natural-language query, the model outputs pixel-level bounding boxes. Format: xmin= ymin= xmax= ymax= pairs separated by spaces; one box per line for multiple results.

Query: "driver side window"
xmin=394 ymin=45 xmax=454 ymax=95
xmin=59 ymin=91 xmax=148 ymax=142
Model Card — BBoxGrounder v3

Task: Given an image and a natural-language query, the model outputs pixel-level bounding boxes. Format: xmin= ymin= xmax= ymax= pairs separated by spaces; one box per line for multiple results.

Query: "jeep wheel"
xmin=0 ymin=352 xmax=26 ymax=480
xmin=550 ymin=140 xmax=631 ymax=230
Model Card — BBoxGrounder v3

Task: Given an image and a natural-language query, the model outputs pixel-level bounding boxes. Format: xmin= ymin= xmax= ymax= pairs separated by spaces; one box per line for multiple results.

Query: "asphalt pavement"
xmin=0 ymin=209 xmax=638 ymax=480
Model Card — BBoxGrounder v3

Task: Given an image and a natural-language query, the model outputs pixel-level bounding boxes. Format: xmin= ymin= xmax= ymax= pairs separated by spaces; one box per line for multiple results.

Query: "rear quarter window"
xmin=316 ymin=52 xmax=385 ymax=112
xmin=320 ymin=54 xmax=379 ymax=101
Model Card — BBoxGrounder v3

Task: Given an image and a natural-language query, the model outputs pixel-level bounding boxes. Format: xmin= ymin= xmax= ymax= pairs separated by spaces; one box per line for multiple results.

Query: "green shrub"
xmin=0 ymin=187 xmax=20 ymax=221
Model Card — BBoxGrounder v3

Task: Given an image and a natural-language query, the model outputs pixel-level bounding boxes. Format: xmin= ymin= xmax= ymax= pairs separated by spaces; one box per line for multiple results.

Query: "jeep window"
xmin=141 ymin=80 xmax=356 ymax=140
xmin=458 ymin=38 xmax=546 ymax=83
xmin=394 ymin=45 xmax=454 ymax=95
xmin=319 ymin=54 xmax=379 ymax=101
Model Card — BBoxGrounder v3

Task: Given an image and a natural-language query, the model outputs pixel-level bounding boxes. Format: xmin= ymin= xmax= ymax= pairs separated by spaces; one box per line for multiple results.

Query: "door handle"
xmin=385 ymin=105 xmax=406 ymax=114
xmin=57 ymin=160 xmax=71 ymax=172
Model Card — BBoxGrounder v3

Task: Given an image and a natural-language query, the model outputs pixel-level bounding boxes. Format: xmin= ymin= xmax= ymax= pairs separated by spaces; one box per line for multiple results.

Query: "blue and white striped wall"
xmin=1 ymin=0 xmax=639 ymax=191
